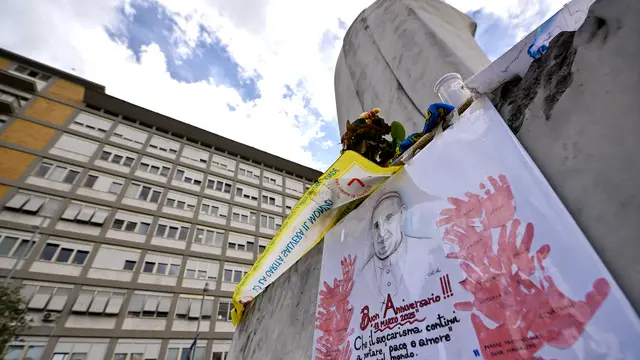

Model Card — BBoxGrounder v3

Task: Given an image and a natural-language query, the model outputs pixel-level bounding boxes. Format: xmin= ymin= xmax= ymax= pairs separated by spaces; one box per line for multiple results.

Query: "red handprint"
xmin=315 ymin=255 xmax=357 ymax=360
xmin=437 ymin=173 xmax=610 ymax=359
xmin=525 ymin=276 xmax=610 ymax=348
xmin=436 ymin=192 xmax=483 ymax=227
xmin=444 ymin=222 xmax=501 ymax=271
xmin=480 ymin=175 xmax=515 ymax=228
xmin=496 ymin=219 xmax=536 ymax=276
xmin=454 ymin=262 xmax=523 ymax=326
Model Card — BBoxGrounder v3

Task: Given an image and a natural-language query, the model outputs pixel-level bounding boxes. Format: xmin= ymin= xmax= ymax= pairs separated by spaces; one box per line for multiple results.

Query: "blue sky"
xmin=0 ymin=0 xmax=567 ymax=170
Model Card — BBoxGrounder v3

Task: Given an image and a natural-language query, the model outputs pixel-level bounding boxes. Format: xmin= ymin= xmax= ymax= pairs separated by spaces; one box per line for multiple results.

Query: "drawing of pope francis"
xmin=356 ymin=190 xmax=448 ymax=309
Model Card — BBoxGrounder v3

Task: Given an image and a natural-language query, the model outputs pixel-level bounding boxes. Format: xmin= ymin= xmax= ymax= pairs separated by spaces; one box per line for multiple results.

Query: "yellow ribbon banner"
xmin=231 ymin=151 xmax=401 ymax=324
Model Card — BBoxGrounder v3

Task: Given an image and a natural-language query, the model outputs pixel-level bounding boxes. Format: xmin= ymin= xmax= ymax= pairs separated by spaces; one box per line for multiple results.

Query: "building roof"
xmin=0 ymin=48 xmax=105 ymax=93
xmin=84 ymin=89 xmax=323 ymax=180
xmin=0 ymin=47 xmax=323 ymax=181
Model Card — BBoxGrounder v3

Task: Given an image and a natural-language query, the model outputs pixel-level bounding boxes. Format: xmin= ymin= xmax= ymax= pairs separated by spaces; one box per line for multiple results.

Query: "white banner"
xmin=313 ymin=97 xmax=640 ymax=360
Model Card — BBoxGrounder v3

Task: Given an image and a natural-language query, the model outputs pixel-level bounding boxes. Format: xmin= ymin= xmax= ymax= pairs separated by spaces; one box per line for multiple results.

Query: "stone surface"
xmin=335 ymin=0 xmax=490 ymax=136
xmin=490 ymin=31 xmax=578 ymax=134
xmin=228 ymin=242 xmax=323 ymax=360
xmin=512 ymin=0 xmax=640 ymax=309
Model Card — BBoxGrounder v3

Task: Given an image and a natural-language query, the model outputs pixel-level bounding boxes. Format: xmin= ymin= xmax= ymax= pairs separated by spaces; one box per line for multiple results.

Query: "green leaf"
xmin=390 ymin=121 xmax=406 ymax=143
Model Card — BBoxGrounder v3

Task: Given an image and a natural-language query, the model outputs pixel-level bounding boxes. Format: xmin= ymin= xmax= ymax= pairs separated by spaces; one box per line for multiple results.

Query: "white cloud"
xmin=320 ymin=140 xmax=335 ymax=149
xmin=446 ymin=0 xmax=568 ymax=40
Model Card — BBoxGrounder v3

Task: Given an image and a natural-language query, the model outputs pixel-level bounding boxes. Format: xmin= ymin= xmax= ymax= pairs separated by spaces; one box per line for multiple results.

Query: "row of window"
xmin=2 ymin=190 xmax=285 ymax=245
xmin=20 ymin=283 xmax=236 ymax=323
xmin=0 ymin=230 xmax=261 ymax=278
xmin=47 ymin=127 xmax=310 ymax=197
xmin=29 ymin=158 xmax=298 ymax=216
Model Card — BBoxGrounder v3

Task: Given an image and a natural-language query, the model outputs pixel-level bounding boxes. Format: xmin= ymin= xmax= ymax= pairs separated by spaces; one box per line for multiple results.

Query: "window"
xmin=72 ymin=289 xmax=125 ymax=315
xmin=140 ymin=255 xmax=181 ymax=277
xmin=89 ymin=245 xmax=141 ymax=274
xmin=210 ymin=154 xmax=235 ymax=174
xmin=184 ymin=258 xmax=219 ymax=282
xmin=123 ymin=260 xmax=137 ymax=271
xmin=285 ymin=198 xmax=297 ymax=214
xmin=217 ymin=301 xmax=232 ymax=321
xmin=164 ymin=192 xmax=197 ymax=212
xmin=212 ymin=352 xmax=228 ymax=360
xmin=206 ymin=178 xmax=232 ymax=194
xmin=98 ymin=147 xmax=136 ymax=167
xmin=70 ymin=112 xmax=113 ymax=137
xmin=261 ymin=195 xmax=279 ymax=207
xmin=175 ymin=297 xmax=214 ymax=320
xmin=238 ymin=165 xmax=260 ymax=180
xmin=73 ymin=250 xmax=89 ymax=264
xmin=222 ymin=269 xmax=246 ymax=284
xmin=38 ymin=241 xmax=91 ymax=265
xmin=56 ymin=248 xmax=73 ymax=263
xmin=227 ymin=232 xmax=255 ymax=253
xmin=180 ymin=145 xmax=209 ymax=166
xmin=169 ymin=263 xmax=180 ymax=276
xmin=193 ymin=228 xmax=225 ymax=247
xmin=143 ymin=262 xmax=155 ymax=273
xmin=111 ymin=123 xmax=148 ymax=148
xmin=138 ymin=159 xmax=171 ymax=178
xmin=166 ymin=347 xmax=205 ymax=360
xmin=200 ymin=201 xmax=227 ymax=219
xmin=231 ymin=209 xmax=256 ymax=225
xmin=285 ymin=178 xmax=304 ymax=195
xmin=60 ymin=203 xmax=109 ymax=225
xmin=83 ymin=175 xmax=98 ymax=188
xmin=51 ymin=134 xmax=99 ymax=162
xmin=260 ymin=214 xmax=282 ymax=230
xmin=148 ymin=135 xmax=180 ymax=157
xmin=79 ymin=171 xmax=125 ymax=195
xmin=40 ymin=244 xmax=58 ymax=261
xmin=235 ymin=186 xmax=258 ymax=201
xmin=127 ymin=293 xmax=173 ymax=318
xmin=5 ymin=345 xmax=47 ymax=360
xmin=263 ymin=172 xmax=281 ymax=187
xmin=155 ymin=222 xmax=190 ymax=241
xmin=0 ymin=89 xmax=30 ymax=110
xmin=211 ymin=161 xmax=227 ymax=170
xmin=20 ymin=283 xmax=72 ymax=312
xmin=173 ymin=167 xmax=204 ymax=187
xmin=109 ymin=182 xmax=123 ymax=194
xmin=52 ymin=353 xmax=88 ymax=360
xmin=125 ymin=183 xmax=163 ymax=203
xmin=259 ymin=245 xmax=266 ymax=254
xmin=32 ymin=161 xmax=81 ymax=184
xmin=110 ymin=216 xmax=151 ymax=235
xmin=12 ymin=64 xmax=52 ymax=82
xmin=0 ymin=232 xmax=36 ymax=258
xmin=4 ymin=191 xmax=62 ymax=218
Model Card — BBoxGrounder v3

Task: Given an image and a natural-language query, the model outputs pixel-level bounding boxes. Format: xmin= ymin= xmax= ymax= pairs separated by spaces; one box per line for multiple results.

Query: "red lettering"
xmin=360 ymin=306 xmax=371 ymax=331
xmin=383 ymin=294 xmax=397 ymax=318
